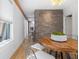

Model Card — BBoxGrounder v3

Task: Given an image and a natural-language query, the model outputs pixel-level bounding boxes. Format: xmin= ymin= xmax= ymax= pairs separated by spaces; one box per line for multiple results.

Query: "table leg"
xmin=55 ymin=51 xmax=58 ymax=59
xmin=60 ymin=52 xmax=63 ymax=59
xmin=65 ymin=53 xmax=71 ymax=59
xmin=49 ymin=50 xmax=53 ymax=54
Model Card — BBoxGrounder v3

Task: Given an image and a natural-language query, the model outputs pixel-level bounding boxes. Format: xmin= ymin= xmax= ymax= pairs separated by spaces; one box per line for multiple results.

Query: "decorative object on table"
xmin=51 ymin=32 xmax=67 ymax=42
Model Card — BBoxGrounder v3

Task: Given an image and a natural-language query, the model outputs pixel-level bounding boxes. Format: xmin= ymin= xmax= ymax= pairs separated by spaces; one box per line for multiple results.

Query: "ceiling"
xmin=19 ymin=0 xmax=77 ymax=16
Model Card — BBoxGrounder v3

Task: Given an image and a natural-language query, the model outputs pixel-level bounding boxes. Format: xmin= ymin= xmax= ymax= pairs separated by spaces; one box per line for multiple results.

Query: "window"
xmin=0 ymin=21 xmax=11 ymax=42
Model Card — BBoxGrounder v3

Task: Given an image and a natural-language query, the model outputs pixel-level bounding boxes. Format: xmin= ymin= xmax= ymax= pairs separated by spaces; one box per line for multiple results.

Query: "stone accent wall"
xmin=34 ymin=10 xmax=63 ymax=41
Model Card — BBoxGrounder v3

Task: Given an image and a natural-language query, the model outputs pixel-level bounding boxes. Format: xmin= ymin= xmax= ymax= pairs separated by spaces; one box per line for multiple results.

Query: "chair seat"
xmin=27 ymin=51 xmax=55 ymax=59
xmin=31 ymin=43 xmax=45 ymax=50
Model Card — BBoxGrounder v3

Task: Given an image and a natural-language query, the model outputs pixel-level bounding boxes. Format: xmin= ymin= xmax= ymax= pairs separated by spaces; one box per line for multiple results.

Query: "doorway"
xmin=65 ymin=16 xmax=72 ymax=38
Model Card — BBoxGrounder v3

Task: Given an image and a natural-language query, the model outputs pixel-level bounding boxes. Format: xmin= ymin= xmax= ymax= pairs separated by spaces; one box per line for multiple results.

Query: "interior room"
xmin=0 ymin=0 xmax=78 ymax=59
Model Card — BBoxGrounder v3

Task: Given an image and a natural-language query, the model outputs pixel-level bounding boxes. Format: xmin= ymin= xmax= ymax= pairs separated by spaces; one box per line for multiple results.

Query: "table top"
xmin=39 ymin=37 xmax=78 ymax=52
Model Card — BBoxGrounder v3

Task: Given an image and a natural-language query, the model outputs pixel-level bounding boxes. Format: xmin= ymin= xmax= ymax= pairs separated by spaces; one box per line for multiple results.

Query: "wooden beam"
xmin=9 ymin=0 xmax=28 ymax=20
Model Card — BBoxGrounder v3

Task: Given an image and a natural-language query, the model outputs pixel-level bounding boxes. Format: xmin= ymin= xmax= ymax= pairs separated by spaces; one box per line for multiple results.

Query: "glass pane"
xmin=0 ymin=22 xmax=10 ymax=42
xmin=6 ymin=23 xmax=10 ymax=39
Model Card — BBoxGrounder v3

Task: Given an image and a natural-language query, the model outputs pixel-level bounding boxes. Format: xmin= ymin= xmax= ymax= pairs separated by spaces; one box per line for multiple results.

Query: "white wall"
xmin=63 ymin=0 xmax=78 ymax=39
xmin=72 ymin=2 xmax=78 ymax=39
xmin=24 ymin=19 xmax=28 ymax=38
xmin=0 ymin=0 xmax=24 ymax=59
xmin=19 ymin=0 xmax=28 ymax=39
xmin=0 ymin=0 xmax=13 ymax=22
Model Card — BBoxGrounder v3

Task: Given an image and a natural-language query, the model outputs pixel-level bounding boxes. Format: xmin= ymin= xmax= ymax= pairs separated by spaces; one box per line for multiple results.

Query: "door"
xmin=65 ymin=17 xmax=72 ymax=38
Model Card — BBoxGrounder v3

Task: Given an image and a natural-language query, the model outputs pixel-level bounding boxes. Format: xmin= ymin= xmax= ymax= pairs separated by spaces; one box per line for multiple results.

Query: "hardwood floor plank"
xmin=10 ymin=40 xmax=26 ymax=59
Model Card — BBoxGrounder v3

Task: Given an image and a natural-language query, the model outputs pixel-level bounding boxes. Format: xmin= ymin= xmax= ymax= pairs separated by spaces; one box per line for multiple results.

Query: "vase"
xmin=51 ymin=34 xmax=67 ymax=42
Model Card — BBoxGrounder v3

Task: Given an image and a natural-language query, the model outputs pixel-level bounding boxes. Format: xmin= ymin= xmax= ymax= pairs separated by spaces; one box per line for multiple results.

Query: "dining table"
xmin=39 ymin=37 xmax=78 ymax=59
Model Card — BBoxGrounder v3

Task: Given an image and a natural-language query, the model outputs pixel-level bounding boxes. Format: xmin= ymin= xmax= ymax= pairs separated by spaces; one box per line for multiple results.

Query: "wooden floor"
xmin=10 ymin=40 xmax=26 ymax=59
xmin=10 ymin=39 xmax=77 ymax=59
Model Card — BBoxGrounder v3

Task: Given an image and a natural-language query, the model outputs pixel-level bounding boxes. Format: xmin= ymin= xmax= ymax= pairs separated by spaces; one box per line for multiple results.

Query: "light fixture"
xmin=51 ymin=0 xmax=64 ymax=5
